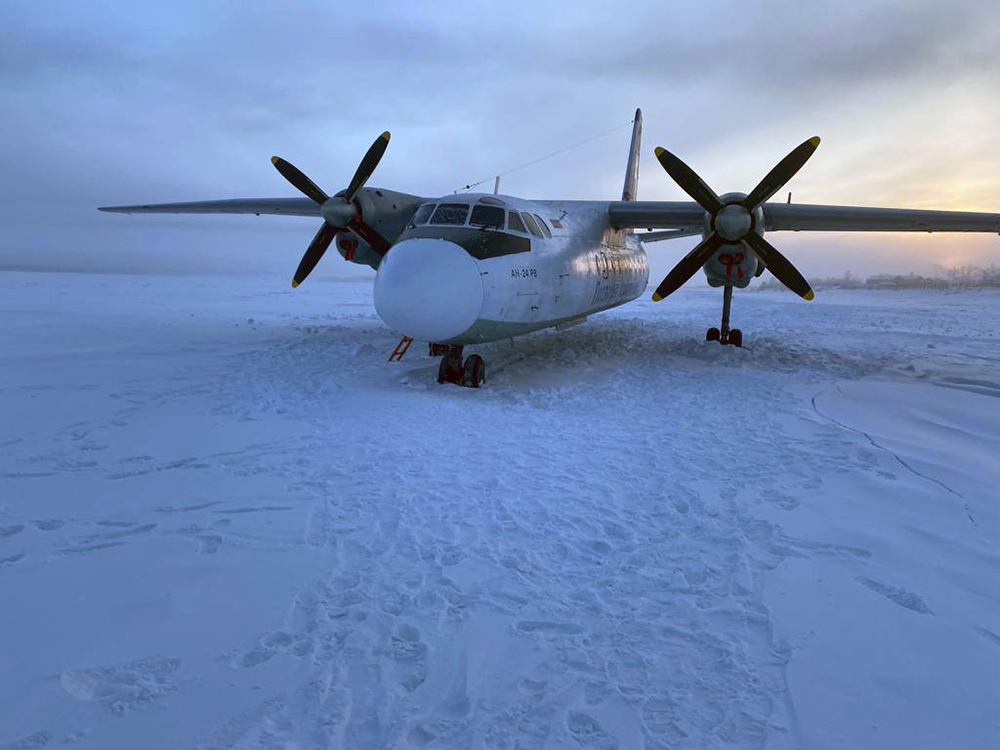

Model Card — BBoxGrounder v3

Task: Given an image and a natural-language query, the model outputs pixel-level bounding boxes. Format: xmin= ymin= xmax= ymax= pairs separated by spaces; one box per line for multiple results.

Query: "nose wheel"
xmin=707 ymin=285 xmax=743 ymax=347
xmin=436 ymin=345 xmax=486 ymax=388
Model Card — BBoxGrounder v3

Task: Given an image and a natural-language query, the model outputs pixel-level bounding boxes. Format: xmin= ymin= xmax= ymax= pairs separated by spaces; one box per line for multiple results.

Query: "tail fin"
xmin=621 ymin=108 xmax=642 ymax=202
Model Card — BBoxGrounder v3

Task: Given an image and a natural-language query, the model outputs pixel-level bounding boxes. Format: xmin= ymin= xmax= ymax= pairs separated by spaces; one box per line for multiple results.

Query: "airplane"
xmin=100 ymin=108 xmax=1000 ymax=387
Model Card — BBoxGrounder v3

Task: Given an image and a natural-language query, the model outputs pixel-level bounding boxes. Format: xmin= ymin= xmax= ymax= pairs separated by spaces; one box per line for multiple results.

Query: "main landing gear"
xmin=707 ymin=284 xmax=743 ymax=347
xmin=435 ymin=344 xmax=486 ymax=388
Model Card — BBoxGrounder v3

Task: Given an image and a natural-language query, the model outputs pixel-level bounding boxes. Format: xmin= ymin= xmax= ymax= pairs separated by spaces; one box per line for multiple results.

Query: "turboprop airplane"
xmin=100 ymin=108 xmax=1000 ymax=387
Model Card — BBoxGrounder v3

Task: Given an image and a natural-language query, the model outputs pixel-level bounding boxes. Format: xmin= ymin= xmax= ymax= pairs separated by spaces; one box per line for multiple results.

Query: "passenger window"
xmin=532 ymin=214 xmax=552 ymax=238
xmin=429 ymin=203 xmax=470 ymax=225
xmin=469 ymin=205 xmax=505 ymax=229
xmin=508 ymin=211 xmax=527 ymax=233
xmin=409 ymin=203 xmax=435 ymax=227
xmin=521 ymin=212 xmax=543 ymax=238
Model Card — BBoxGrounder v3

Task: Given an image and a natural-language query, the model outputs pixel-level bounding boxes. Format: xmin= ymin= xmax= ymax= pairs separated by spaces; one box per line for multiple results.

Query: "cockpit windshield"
xmin=429 ymin=204 xmax=470 ymax=226
xmin=409 ymin=203 xmax=435 ymax=227
xmin=469 ymin=205 xmax=505 ymax=229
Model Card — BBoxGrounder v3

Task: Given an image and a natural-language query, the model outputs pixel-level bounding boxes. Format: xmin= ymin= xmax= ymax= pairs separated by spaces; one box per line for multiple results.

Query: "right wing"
xmin=98 ymin=197 xmax=321 ymax=217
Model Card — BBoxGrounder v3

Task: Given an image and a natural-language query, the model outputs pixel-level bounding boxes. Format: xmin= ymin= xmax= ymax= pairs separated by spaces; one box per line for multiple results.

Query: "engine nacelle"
xmin=701 ymin=191 xmax=764 ymax=288
xmin=344 ymin=187 xmax=426 ymax=269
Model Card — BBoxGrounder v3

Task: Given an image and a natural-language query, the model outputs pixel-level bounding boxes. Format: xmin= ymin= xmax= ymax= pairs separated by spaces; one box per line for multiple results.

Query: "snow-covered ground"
xmin=1 ymin=270 xmax=998 ymax=750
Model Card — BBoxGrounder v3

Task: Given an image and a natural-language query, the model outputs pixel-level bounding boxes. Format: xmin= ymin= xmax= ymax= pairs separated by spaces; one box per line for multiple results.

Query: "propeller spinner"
xmin=651 ymin=137 xmax=820 ymax=302
xmin=272 ymin=132 xmax=393 ymax=288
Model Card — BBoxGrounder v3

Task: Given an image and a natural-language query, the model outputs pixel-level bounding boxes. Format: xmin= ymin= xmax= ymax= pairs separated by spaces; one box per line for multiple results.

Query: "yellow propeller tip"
xmin=291 ymin=279 xmax=299 ymax=289
xmin=804 ymin=290 xmax=815 ymax=301
xmin=271 ymin=156 xmax=280 ymax=165
xmin=380 ymin=131 xmax=391 ymax=141
xmin=651 ymin=292 xmax=663 ymax=302
xmin=654 ymin=146 xmax=665 ymax=157
xmin=808 ymin=136 xmax=821 ymax=148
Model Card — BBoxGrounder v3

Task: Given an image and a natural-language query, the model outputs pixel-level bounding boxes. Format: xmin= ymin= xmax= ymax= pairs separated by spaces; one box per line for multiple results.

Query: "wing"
xmin=608 ymin=201 xmax=705 ymax=232
xmin=636 ymin=229 xmax=703 ymax=242
xmin=98 ymin=197 xmax=321 ymax=217
xmin=608 ymin=199 xmax=1000 ymax=233
xmin=763 ymin=202 xmax=1000 ymax=232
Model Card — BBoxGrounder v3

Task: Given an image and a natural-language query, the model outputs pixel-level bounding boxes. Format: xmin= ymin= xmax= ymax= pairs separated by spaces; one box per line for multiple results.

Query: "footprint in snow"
xmin=856 ymin=576 xmax=933 ymax=614
xmin=515 ymin=621 xmax=587 ymax=636
xmin=230 ymin=630 xmax=312 ymax=669
xmin=1 ymin=553 xmax=25 ymax=569
xmin=974 ymin=626 xmax=1000 ymax=648
xmin=31 ymin=519 xmax=64 ymax=531
xmin=0 ymin=730 xmax=53 ymax=749
xmin=389 ymin=623 xmax=428 ymax=691
xmin=567 ymin=711 xmax=618 ymax=749
xmin=0 ymin=524 xmax=25 ymax=539
xmin=60 ymin=542 xmax=125 ymax=555
xmin=153 ymin=501 xmax=221 ymax=514
xmin=60 ymin=657 xmax=181 ymax=715
xmin=89 ymin=523 xmax=157 ymax=540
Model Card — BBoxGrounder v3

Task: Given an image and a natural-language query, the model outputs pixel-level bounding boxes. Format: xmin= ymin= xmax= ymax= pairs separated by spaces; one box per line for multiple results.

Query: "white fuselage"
xmin=373 ymin=194 xmax=649 ymax=345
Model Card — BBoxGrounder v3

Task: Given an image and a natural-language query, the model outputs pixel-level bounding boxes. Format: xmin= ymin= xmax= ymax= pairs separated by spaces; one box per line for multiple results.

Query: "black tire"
xmin=462 ymin=354 xmax=485 ymax=388
xmin=729 ymin=329 xmax=743 ymax=348
xmin=438 ymin=354 xmax=463 ymax=384
xmin=706 ymin=327 xmax=720 ymax=342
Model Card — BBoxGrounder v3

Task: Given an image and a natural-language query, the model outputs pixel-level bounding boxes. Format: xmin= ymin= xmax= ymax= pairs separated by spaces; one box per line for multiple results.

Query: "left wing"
xmin=762 ymin=202 xmax=1000 ymax=233
xmin=609 ymin=200 xmax=1000 ymax=234
xmin=98 ymin=197 xmax=321 ymax=217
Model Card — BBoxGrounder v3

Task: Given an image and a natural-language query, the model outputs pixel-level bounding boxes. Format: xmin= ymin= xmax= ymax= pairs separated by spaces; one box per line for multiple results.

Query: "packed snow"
xmin=1 ymin=270 xmax=998 ymax=749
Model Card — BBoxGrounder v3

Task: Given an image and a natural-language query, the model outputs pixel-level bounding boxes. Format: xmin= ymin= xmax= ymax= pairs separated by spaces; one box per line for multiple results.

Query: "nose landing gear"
xmin=707 ymin=284 xmax=742 ymax=347
xmin=435 ymin=345 xmax=486 ymax=388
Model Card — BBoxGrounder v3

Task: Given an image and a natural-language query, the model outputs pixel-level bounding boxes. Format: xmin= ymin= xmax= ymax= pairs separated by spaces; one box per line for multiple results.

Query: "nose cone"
xmin=374 ymin=238 xmax=483 ymax=342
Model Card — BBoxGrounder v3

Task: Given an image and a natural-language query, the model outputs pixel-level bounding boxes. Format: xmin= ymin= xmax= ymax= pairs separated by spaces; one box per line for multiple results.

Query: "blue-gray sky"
xmin=3 ymin=0 xmax=999 ymax=279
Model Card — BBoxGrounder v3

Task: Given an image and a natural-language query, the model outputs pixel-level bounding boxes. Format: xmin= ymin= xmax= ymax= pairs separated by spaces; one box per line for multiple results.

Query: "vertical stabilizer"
xmin=621 ymin=108 xmax=642 ymax=202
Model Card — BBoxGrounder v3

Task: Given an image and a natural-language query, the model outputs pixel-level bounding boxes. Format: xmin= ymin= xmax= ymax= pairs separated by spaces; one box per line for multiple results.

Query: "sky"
xmin=2 ymin=0 xmax=999 ymax=281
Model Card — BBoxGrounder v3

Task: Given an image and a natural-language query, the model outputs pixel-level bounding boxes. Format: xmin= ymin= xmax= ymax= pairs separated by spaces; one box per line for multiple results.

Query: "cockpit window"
xmin=409 ymin=203 xmax=435 ymax=227
xmin=521 ymin=212 xmax=543 ymax=238
xmin=507 ymin=211 xmax=526 ymax=233
xmin=469 ymin=205 xmax=505 ymax=229
xmin=429 ymin=203 xmax=470 ymax=226
xmin=533 ymin=214 xmax=552 ymax=238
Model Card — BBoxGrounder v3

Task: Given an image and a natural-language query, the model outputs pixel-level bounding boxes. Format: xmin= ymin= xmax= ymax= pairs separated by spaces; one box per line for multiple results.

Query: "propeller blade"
xmin=271 ymin=156 xmax=330 ymax=206
xmin=347 ymin=216 xmax=392 ymax=257
xmin=743 ymin=136 xmax=820 ymax=211
xmin=292 ymin=222 xmax=339 ymax=288
xmin=345 ymin=131 xmax=391 ymax=202
xmin=654 ymin=146 xmax=724 ymax=215
xmin=743 ymin=232 xmax=814 ymax=300
xmin=651 ymin=233 xmax=726 ymax=301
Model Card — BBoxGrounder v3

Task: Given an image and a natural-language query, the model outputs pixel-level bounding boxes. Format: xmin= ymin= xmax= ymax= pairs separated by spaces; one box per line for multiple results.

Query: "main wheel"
xmin=438 ymin=353 xmax=463 ymax=384
xmin=706 ymin=327 xmax=720 ymax=342
xmin=462 ymin=354 xmax=486 ymax=388
xmin=729 ymin=329 xmax=743 ymax=348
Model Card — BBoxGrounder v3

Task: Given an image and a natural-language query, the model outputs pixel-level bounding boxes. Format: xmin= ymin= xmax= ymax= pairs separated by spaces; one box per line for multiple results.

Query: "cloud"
xmin=1 ymin=0 xmax=998 ymax=275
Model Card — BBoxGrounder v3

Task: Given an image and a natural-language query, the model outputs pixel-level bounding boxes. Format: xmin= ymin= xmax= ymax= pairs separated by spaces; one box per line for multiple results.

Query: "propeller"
xmin=272 ymin=131 xmax=393 ymax=288
xmin=651 ymin=137 xmax=820 ymax=302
